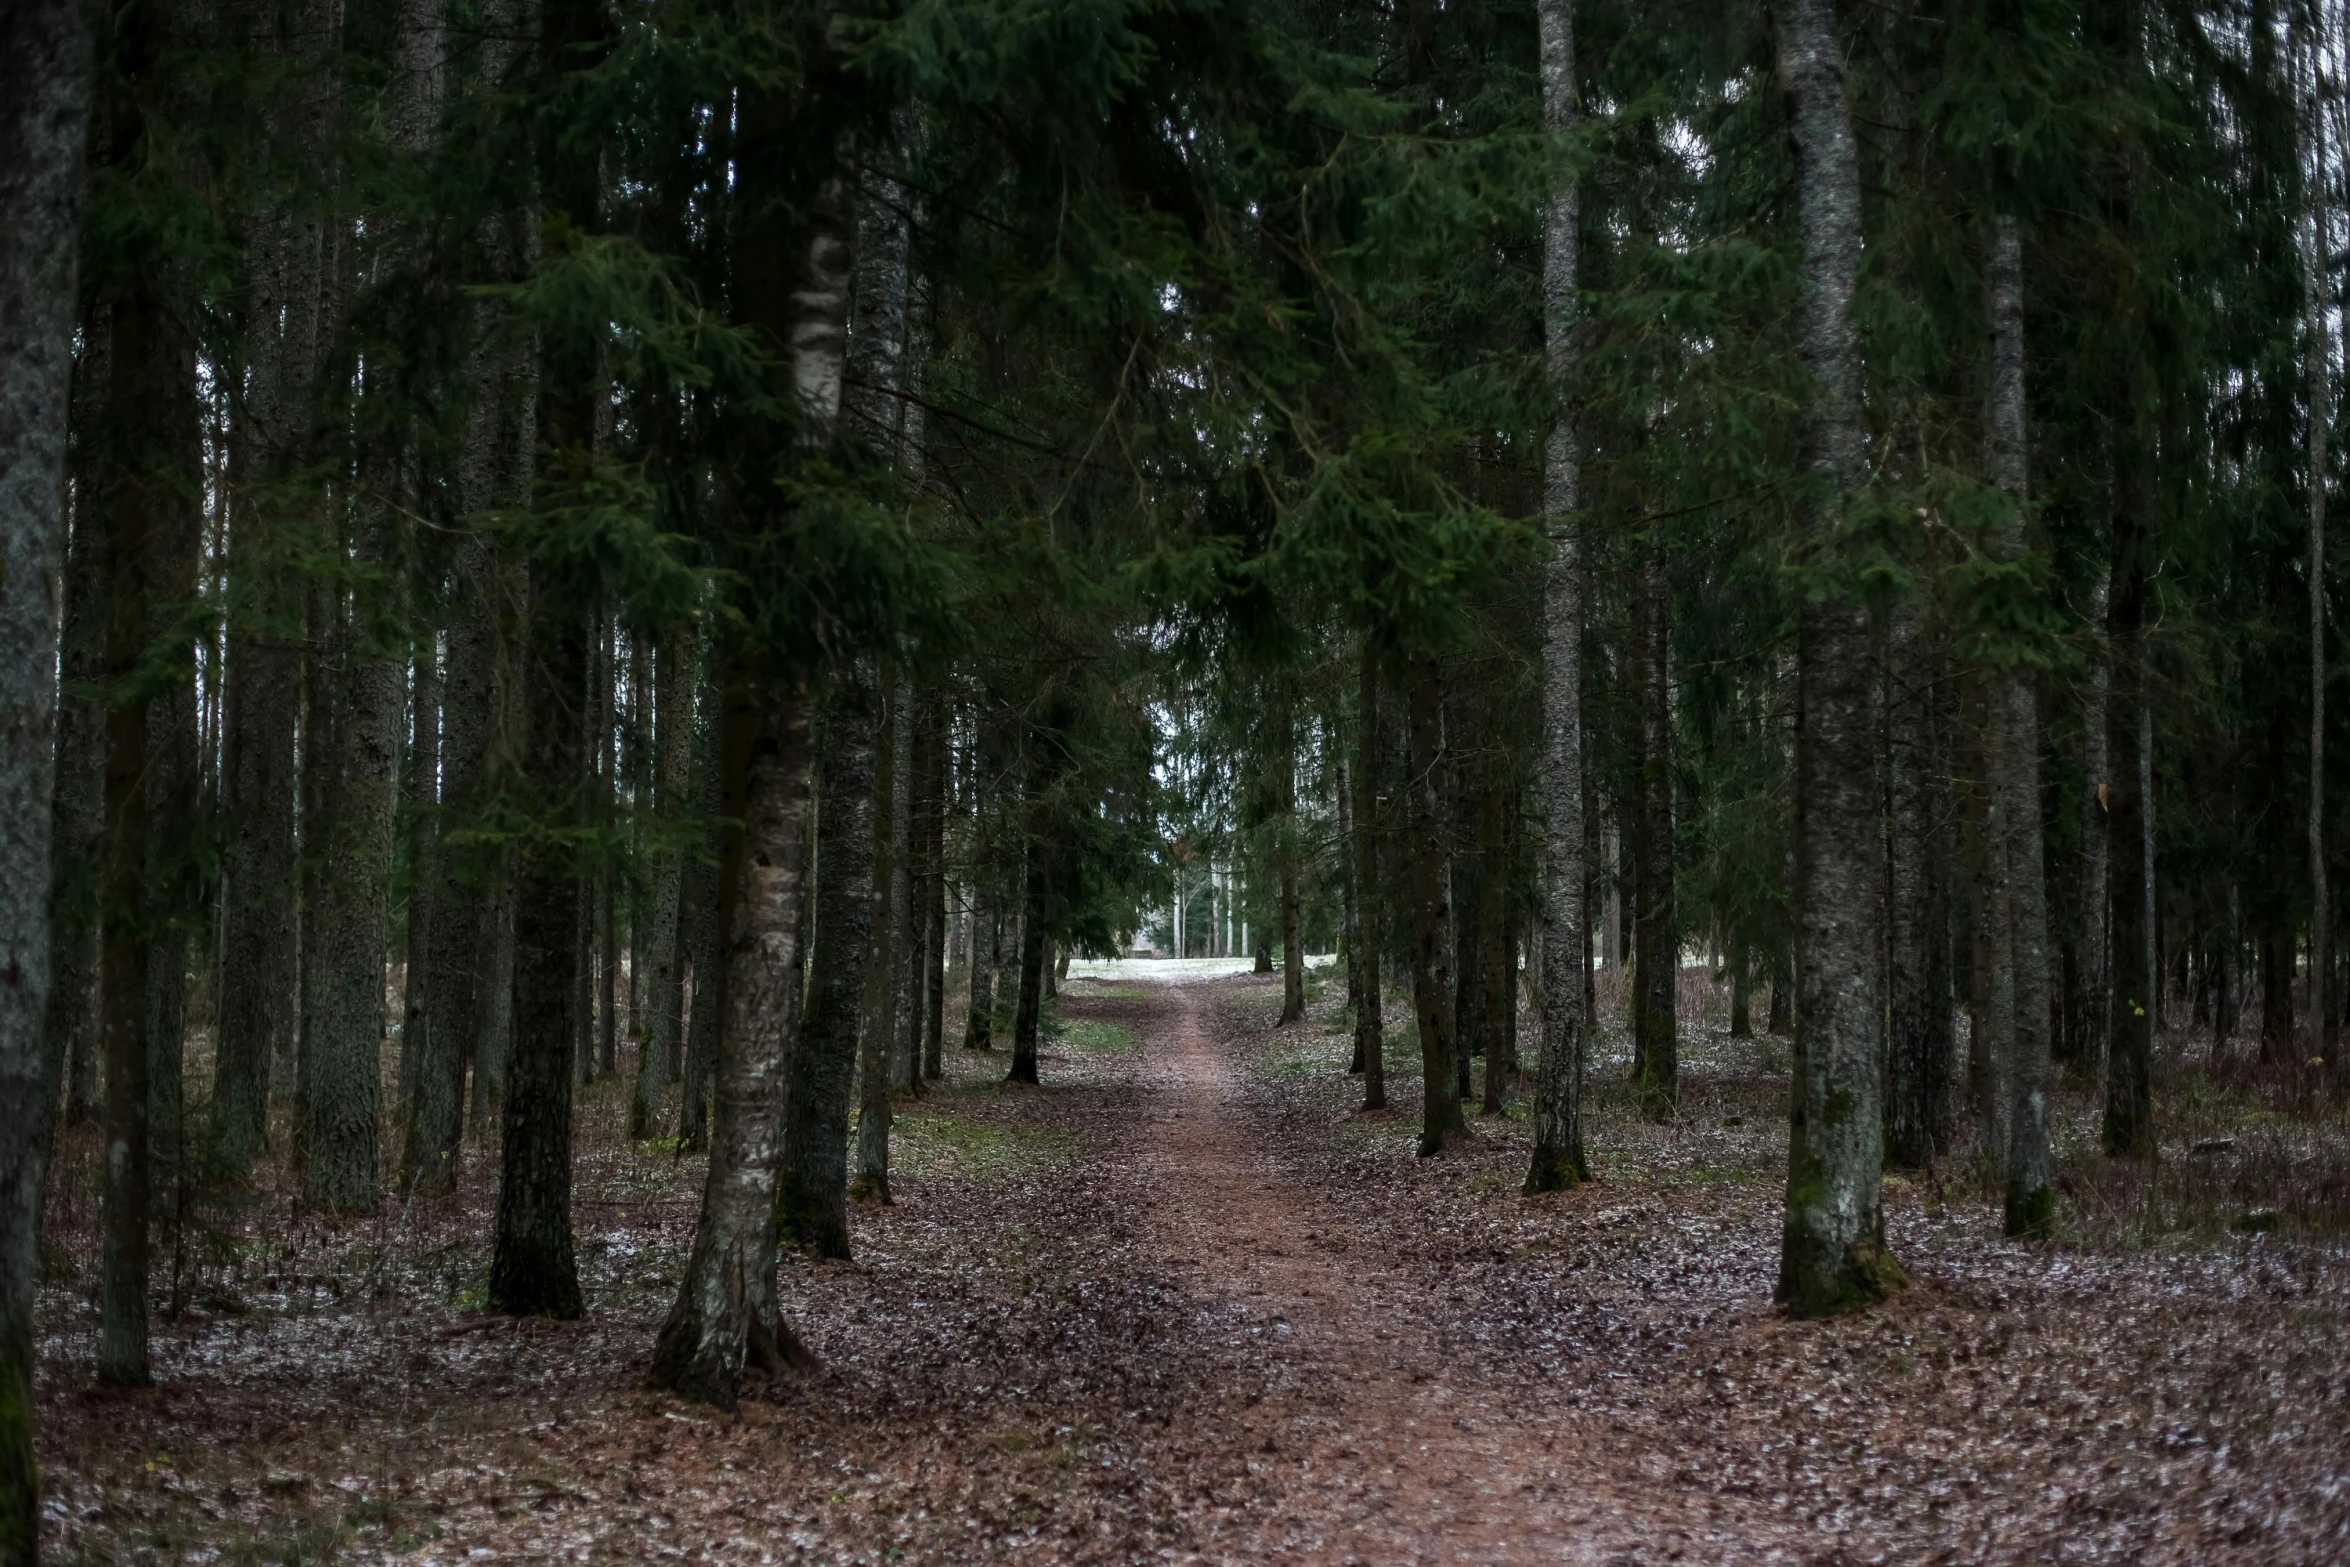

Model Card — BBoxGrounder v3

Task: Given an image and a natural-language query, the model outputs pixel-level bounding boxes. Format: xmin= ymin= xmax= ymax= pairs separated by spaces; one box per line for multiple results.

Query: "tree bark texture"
xmin=920 ymin=698 xmax=947 ymax=1080
xmin=1884 ymin=593 xmax=1952 ymax=1167
xmin=46 ymin=443 xmax=106 ymax=1149
xmin=1527 ymin=0 xmax=1587 ymax=1191
xmin=1985 ymin=214 xmax=2054 ymax=1236
xmin=1008 ymin=827 xmax=1049 ymax=1086
xmin=1408 ymin=658 xmax=1465 ymax=1155
xmin=2072 ymin=564 xmax=2111 ymax=1069
xmin=777 ymin=665 xmax=878 ymax=1260
xmin=853 ymin=678 xmax=904 ymax=1202
xmin=631 ymin=633 xmax=696 ymax=1139
xmin=1480 ymin=790 xmax=1515 ymax=1115
xmin=217 ymin=0 xmax=337 ymax=1171
xmin=648 ymin=684 xmax=815 ymax=1407
xmin=965 ymin=872 xmax=996 ymax=1050
xmin=2304 ymin=17 xmax=2334 ymax=1068
xmin=1632 ymin=518 xmax=1677 ymax=1118
xmin=398 ymin=641 xmax=442 ymax=1176
xmin=677 ymin=674 xmax=723 ymax=1152
xmin=888 ymin=677 xmax=919 ymax=1092
xmin=0 ymin=0 xmax=92 ymax=1533
xmin=2103 ymin=480 xmax=2156 ymax=1157
xmin=1354 ymin=644 xmax=1388 ymax=1113
xmin=488 ymin=572 xmax=586 ymax=1319
xmin=1773 ymin=0 xmax=1904 ymax=1316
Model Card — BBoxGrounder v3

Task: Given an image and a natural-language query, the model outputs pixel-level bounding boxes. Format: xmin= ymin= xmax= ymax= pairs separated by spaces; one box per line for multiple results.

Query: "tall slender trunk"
xmin=852 ymin=677 xmax=903 ymax=1202
xmin=397 ymin=640 xmax=441 ymax=1166
xmin=631 ymin=633 xmax=695 ymax=1138
xmin=919 ymin=696 xmax=948 ymax=1080
xmin=595 ymin=617 xmax=619 ymax=1080
xmin=1884 ymin=592 xmax=1952 ymax=1167
xmin=965 ymin=869 xmax=996 ymax=1050
xmin=1480 ymin=788 xmax=1513 ymax=1114
xmin=625 ymin=633 xmax=651 ymax=1046
xmin=488 ymin=585 xmax=585 ymax=1318
xmin=92 ymin=0 xmax=210 ymax=1353
xmin=1964 ymin=669 xmax=2011 ymax=1153
xmin=492 ymin=0 xmax=600 ymax=1313
xmin=1407 ymin=658 xmax=1464 ymax=1155
xmin=1773 ymin=0 xmax=1904 ymax=1315
xmin=2102 ymin=451 xmax=2156 ymax=1157
xmin=1354 ymin=643 xmax=1387 ymax=1112
xmin=1527 ymin=0 xmax=1586 ymax=1191
xmin=48 ymin=417 xmax=107 ymax=1147
xmin=1337 ymin=744 xmax=1364 ymax=1068
xmin=889 ymin=677 xmax=919 ymax=1091
xmin=676 ymin=672 xmax=723 ymax=1152
xmin=405 ymin=526 xmax=499 ymax=1188
xmin=1632 ymin=518 xmax=1676 ymax=1118
xmin=0 ymin=0 xmax=93 ymax=1534
xmin=648 ymin=684 xmax=816 ymax=1406
xmin=777 ymin=662 xmax=878 ymax=1260
xmin=2073 ymin=563 xmax=2112 ymax=1070
xmin=1986 ymin=214 xmax=2054 ymax=1236
xmin=1451 ymin=749 xmax=1487 ymax=1084
xmin=1280 ymin=703 xmax=1305 ymax=1025
xmin=1008 ymin=834 xmax=1048 ymax=1085
xmin=2304 ymin=13 xmax=2335 ymax=1069
xmin=302 ymin=525 xmax=401 ymax=1216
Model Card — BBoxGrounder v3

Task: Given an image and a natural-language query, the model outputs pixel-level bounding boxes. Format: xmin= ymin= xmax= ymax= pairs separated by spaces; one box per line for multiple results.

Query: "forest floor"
xmin=32 ymin=968 xmax=2350 ymax=1564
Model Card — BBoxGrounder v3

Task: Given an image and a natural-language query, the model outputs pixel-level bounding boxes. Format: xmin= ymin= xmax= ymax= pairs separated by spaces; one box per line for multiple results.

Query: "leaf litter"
xmin=32 ymin=971 xmax=2350 ymax=1563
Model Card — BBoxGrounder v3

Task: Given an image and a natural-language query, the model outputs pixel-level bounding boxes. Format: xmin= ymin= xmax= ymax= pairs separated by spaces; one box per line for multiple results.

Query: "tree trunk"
xmin=488 ymin=583 xmax=585 ymax=1318
xmin=1480 ymin=788 xmax=1512 ymax=1114
xmin=965 ymin=871 xmax=996 ymax=1050
xmin=1337 ymin=743 xmax=1362 ymax=1058
xmin=1407 ymin=658 xmax=1465 ymax=1155
xmin=1280 ymin=700 xmax=1305 ymax=1024
xmin=889 ymin=677 xmax=920 ymax=1092
xmin=1633 ymin=517 xmax=1676 ymax=1118
xmin=2304 ymin=13 xmax=2335 ymax=1070
xmin=2072 ymin=563 xmax=2112 ymax=1071
xmin=397 ymin=640 xmax=441 ymax=1178
xmin=0 ymin=0 xmax=92 ymax=1531
xmin=648 ymin=683 xmax=816 ymax=1407
xmin=852 ymin=677 xmax=903 ymax=1203
xmin=1884 ymin=592 xmax=1952 ymax=1168
xmin=920 ymin=697 xmax=948 ymax=1081
xmin=1985 ymin=214 xmax=2054 ymax=1237
xmin=1528 ymin=0 xmax=1590 ymax=1204
xmin=1354 ymin=642 xmax=1387 ymax=1112
xmin=404 ymin=523 xmax=501 ymax=1189
xmin=776 ymin=661 xmax=878 ymax=1260
xmin=1772 ymin=0 xmax=1904 ymax=1316
xmin=214 ymin=526 xmax=304 ymax=1179
xmin=301 ymin=520 xmax=401 ymax=1216
xmin=676 ymin=672 xmax=723 ymax=1153
xmin=1451 ymin=762 xmax=1487 ymax=1081
xmin=2102 ymin=453 xmax=2156 ymax=1158
xmin=631 ymin=633 xmax=695 ymax=1139
xmin=595 ymin=617 xmax=619 ymax=1081
xmin=92 ymin=44 xmax=209 ymax=1360
xmin=1008 ymin=826 xmax=1049 ymax=1085
xmin=47 ymin=412 xmax=106 ymax=1149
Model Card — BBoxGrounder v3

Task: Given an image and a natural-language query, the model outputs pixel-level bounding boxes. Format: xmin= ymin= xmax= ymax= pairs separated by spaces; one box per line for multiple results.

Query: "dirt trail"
xmin=1134 ymin=979 xmax=1751 ymax=1565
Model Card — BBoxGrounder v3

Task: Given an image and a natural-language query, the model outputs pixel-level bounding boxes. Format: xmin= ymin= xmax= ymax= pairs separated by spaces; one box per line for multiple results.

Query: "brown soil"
xmin=33 ymin=971 xmax=2350 ymax=1564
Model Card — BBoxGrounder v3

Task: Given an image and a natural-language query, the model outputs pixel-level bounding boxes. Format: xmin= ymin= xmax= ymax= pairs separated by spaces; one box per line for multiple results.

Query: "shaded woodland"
xmin=3 ymin=0 xmax=2350 ymax=1558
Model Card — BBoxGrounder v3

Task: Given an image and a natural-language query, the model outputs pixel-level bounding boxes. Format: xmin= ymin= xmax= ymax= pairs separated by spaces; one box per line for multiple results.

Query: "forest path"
xmin=1131 ymin=978 xmax=1735 ymax=1564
